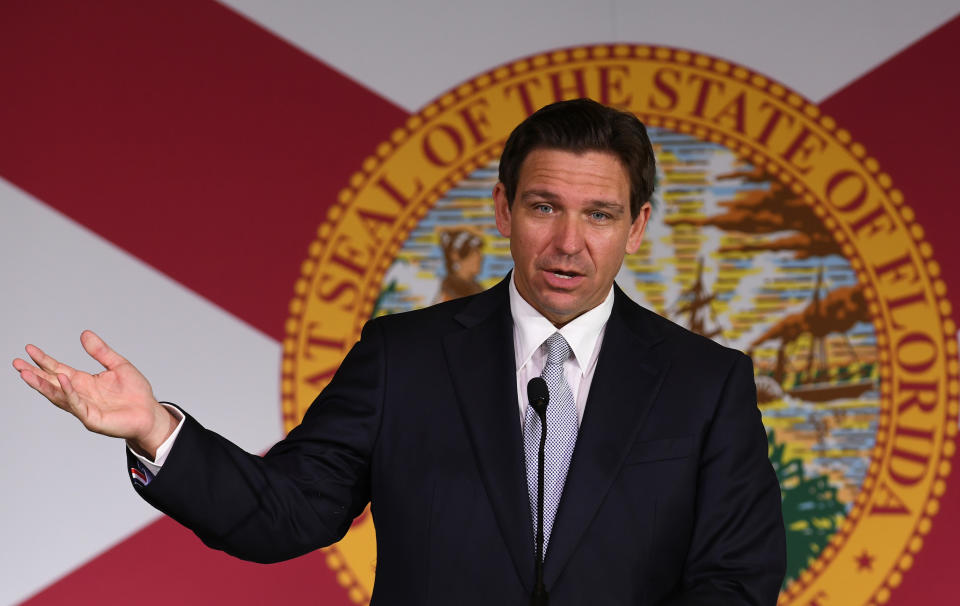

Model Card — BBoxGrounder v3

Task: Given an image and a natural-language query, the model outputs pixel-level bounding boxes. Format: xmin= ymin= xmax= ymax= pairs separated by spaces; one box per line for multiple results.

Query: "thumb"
xmin=80 ymin=330 xmax=129 ymax=371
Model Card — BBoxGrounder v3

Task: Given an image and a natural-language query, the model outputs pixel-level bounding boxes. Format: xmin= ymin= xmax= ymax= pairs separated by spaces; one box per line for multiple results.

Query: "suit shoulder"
xmin=364 ymin=277 xmax=509 ymax=340
xmin=362 ymin=292 xmax=476 ymax=339
xmin=620 ymin=295 xmax=747 ymax=369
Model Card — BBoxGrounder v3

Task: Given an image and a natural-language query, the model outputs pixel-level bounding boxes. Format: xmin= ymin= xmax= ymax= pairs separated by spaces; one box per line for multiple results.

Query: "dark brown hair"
xmin=498 ymin=98 xmax=656 ymax=219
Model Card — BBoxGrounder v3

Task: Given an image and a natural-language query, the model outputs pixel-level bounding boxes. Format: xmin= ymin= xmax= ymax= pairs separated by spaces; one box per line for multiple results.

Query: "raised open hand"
xmin=13 ymin=330 xmax=176 ymax=457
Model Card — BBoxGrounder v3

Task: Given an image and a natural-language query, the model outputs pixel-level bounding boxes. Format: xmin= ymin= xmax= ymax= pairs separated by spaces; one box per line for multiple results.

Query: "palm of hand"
xmin=62 ymin=361 xmax=157 ymax=438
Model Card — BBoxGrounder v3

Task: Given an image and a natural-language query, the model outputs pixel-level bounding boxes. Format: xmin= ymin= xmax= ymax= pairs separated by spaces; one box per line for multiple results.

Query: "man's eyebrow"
xmin=519 ymin=189 xmax=560 ymax=201
xmin=590 ymin=200 xmax=627 ymax=213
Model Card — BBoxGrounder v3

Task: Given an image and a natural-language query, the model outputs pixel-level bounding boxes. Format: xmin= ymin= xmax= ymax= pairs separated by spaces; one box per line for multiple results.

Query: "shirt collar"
xmin=508 ymin=273 xmax=615 ymax=374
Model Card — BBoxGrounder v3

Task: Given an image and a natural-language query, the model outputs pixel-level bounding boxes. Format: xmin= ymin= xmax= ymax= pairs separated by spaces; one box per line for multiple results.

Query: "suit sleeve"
xmin=127 ymin=318 xmax=386 ymax=563
xmin=658 ymin=352 xmax=786 ymax=606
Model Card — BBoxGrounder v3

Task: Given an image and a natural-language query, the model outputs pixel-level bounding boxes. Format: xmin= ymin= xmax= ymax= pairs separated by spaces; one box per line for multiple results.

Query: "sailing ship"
xmin=669 ymin=257 xmax=725 ymax=340
xmin=749 ymin=267 xmax=877 ymax=403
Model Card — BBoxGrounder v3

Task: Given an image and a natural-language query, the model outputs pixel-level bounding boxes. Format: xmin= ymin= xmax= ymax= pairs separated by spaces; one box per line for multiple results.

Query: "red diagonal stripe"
xmin=0 ymin=0 xmax=408 ymax=341
xmin=21 ymin=518 xmax=342 ymax=605
xmin=819 ymin=14 xmax=960 ymax=606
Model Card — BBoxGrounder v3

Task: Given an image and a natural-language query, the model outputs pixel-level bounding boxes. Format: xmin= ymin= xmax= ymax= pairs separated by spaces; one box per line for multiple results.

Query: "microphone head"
xmin=527 ymin=377 xmax=549 ymax=411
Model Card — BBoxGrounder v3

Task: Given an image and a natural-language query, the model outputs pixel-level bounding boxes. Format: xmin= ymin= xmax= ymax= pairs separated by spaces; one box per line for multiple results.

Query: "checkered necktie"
xmin=524 ymin=332 xmax=579 ymax=555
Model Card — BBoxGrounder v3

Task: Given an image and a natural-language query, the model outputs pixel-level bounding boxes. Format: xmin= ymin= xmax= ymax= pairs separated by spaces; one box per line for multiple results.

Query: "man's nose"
xmin=553 ymin=216 xmax=584 ymax=255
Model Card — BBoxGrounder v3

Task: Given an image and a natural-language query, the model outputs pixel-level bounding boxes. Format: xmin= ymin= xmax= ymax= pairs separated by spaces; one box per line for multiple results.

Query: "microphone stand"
xmin=529 ymin=386 xmax=550 ymax=606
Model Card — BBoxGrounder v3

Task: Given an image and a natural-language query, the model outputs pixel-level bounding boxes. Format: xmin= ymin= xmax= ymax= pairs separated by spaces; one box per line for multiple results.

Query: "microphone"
xmin=527 ymin=377 xmax=550 ymax=606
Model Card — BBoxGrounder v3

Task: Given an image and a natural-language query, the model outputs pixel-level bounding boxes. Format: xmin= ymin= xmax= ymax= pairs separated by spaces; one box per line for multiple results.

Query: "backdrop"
xmin=2 ymin=2 xmax=958 ymax=604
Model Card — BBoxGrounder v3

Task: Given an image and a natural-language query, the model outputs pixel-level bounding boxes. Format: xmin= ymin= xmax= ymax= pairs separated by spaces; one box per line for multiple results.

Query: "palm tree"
xmin=768 ymin=429 xmax=847 ymax=588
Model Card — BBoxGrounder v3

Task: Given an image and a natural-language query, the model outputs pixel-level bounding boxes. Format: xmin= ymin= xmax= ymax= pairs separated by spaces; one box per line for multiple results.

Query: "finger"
xmin=24 ymin=344 xmax=75 ymax=379
xmin=13 ymin=356 xmax=58 ymax=384
xmin=19 ymin=368 xmax=67 ymax=408
xmin=12 ymin=357 xmax=36 ymax=373
xmin=80 ymin=330 xmax=129 ymax=371
xmin=16 ymin=367 xmax=43 ymax=390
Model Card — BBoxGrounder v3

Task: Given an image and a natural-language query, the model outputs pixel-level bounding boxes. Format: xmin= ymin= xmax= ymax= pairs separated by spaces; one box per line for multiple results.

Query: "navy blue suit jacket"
xmin=131 ymin=277 xmax=785 ymax=605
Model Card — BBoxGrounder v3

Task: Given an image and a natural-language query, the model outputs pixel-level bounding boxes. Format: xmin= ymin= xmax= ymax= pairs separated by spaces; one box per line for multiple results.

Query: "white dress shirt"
xmin=508 ymin=274 xmax=613 ymax=429
xmin=134 ymin=275 xmax=615 ymax=474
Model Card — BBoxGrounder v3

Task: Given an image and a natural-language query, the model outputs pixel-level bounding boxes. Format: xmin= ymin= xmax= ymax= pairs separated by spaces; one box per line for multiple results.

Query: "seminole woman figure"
xmin=436 ymin=227 xmax=485 ymax=302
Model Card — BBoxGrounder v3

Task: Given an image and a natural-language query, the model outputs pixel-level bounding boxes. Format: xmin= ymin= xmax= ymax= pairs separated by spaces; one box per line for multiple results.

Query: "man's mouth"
xmin=542 ymin=267 xmax=584 ymax=284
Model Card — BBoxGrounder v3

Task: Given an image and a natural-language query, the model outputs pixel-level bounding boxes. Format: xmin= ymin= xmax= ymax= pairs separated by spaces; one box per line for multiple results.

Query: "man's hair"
xmin=498 ymin=98 xmax=656 ymax=220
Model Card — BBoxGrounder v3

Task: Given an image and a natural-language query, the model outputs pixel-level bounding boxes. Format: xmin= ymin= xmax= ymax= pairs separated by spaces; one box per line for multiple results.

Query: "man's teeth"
xmin=552 ymin=272 xmax=574 ymax=279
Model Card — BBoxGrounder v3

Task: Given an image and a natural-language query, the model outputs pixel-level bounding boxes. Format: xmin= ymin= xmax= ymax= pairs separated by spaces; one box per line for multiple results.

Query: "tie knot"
xmin=543 ymin=333 xmax=571 ymax=367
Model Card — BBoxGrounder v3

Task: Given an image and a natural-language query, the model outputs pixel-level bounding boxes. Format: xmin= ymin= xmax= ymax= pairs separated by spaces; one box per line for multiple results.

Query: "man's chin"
xmin=534 ymin=293 xmax=594 ymax=326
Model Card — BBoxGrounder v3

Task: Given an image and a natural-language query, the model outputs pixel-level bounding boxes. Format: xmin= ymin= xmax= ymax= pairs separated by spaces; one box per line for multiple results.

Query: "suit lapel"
xmin=543 ymin=288 xmax=670 ymax=586
xmin=442 ymin=279 xmax=534 ymax=591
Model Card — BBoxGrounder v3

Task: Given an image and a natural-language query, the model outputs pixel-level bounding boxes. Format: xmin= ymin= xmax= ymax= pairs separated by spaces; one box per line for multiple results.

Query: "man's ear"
xmin=625 ymin=202 xmax=652 ymax=254
xmin=493 ymin=182 xmax=512 ymax=238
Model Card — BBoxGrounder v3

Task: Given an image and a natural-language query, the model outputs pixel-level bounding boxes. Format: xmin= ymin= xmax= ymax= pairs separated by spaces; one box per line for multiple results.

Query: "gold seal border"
xmin=281 ymin=44 xmax=959 ymax=605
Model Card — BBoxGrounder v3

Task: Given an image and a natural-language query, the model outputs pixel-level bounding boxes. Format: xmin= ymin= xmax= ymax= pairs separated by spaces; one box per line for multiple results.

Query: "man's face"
xmin=494 ymin=148 xmax=651 ymax=327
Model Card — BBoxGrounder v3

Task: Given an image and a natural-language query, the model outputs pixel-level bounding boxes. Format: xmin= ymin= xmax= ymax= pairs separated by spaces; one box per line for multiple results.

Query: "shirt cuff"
xmin=127 ymin=403 xmax=186 ymax=477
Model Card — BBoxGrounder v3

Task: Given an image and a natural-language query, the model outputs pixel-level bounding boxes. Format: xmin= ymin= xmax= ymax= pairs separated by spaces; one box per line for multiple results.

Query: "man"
xmin=14 ymin=99 xmax=785 ymax=604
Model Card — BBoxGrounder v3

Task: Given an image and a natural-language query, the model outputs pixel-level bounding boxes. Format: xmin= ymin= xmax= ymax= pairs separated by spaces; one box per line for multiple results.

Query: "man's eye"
xmin=590 ymin=211 xmax=611 ymax=221
xmin=534 ymin=204 xmax=553 ymax=214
